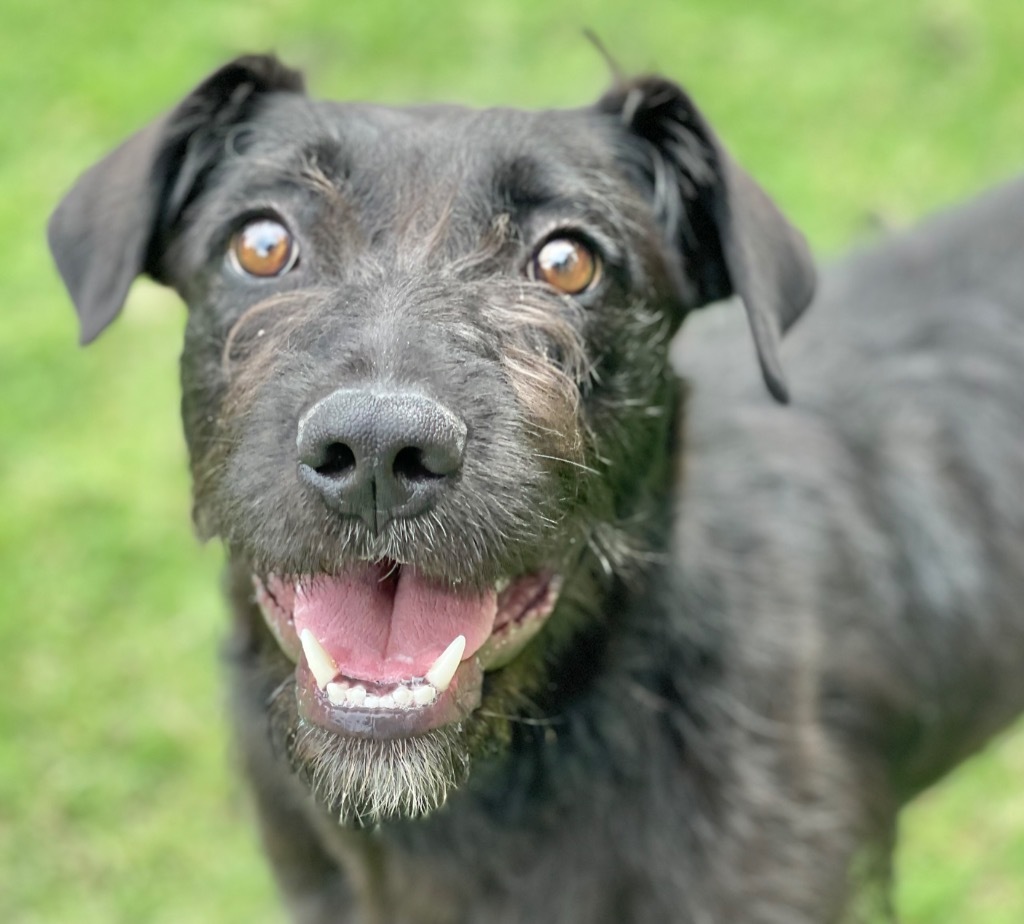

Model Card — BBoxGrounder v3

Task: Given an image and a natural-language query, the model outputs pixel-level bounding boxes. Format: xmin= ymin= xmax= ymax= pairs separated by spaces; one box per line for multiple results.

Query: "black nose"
xmin=296 ymin=388 xmax=467 ymax=528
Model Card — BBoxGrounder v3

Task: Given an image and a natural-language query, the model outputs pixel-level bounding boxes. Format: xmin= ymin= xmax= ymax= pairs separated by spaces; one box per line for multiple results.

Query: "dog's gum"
xmin=476 ymin=611 xmax=549 ymax=670
xmin=253 ymin=576 xmax=301 ymax=663
xmin=478 ymin=574 xmax=561 ymax=670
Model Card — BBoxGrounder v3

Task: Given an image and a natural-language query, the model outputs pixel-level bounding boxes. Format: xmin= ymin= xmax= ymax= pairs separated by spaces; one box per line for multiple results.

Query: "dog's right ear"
xmin=598 ymin=77 xmax=816 ymax=403
xmin=47 ymin=54 xmax=305 ymax=345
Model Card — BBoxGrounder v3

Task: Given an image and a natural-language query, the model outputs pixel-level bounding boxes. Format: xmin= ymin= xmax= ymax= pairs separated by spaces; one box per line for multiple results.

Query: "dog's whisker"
xmin=476 ymin=709 xmax=563 ymax=727
xmin=531 ymin=453 xmax=601 ymax=475
xmin=585 ymin=533 xmax=615 ymax=579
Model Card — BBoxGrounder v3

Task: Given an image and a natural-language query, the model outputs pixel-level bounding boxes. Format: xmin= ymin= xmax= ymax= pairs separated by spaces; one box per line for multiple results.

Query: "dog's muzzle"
xmin=254 ymin=566 xmax=562 ymax=738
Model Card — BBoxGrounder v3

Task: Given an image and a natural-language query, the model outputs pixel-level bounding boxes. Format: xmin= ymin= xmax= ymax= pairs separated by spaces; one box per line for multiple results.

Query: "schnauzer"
xmin=48 ymin=54 xmax=1024 ymax=923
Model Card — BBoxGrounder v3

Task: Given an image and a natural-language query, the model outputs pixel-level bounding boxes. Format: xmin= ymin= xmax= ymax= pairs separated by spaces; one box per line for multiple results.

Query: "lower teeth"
xmin=325 ymin=680 xmax=437 ymax=710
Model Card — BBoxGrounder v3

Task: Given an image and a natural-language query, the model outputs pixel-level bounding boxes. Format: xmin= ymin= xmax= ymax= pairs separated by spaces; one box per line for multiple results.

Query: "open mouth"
xmin=254 ymin=561 xmax=561 ymax=739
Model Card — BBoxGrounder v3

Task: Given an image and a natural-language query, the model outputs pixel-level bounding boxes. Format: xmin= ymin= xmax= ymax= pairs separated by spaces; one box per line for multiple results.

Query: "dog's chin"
xmin=268 ymin=682 xmax=471 ymax=826
xmin=254 ymin=560 xmax=564 ymax=823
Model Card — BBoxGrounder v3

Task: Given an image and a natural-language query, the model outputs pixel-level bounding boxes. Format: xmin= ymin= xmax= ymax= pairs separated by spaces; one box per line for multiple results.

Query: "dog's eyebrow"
xmin=493 ymin=155 xmax=622 ymax=239
xmin=493 ymin=156 xmax=559 ymax=212
xmin=300 ymin=140 xmax=350 ymax=183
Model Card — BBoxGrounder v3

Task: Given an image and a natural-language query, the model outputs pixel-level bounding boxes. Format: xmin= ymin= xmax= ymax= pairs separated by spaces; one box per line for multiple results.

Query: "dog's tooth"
xmin=346 ymin=685 xmax=366 ymax=706
xmin=299 ymin=628 xmax=338 ymax=690
xmin=378 ymin=694 xmax=396 ymax=709
xmin=326 ymin=682 xmax=348 ymax=707
xmin=392 ymin=685 xmax=413 ymax=707
xmin=425 ymin=635 xmax=465 ymax=693
xmin=413 ymin=685 xmax=437 ymax=706
xmin=363 ymin=694 xmax=380 ymax=709
xmin=495 ymin=577 xmax=511 ymax=593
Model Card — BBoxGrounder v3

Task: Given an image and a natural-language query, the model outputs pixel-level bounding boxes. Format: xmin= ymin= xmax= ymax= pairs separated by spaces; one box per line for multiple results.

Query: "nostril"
xmin=296 ymin=388 xmax=467 ymax=523
xmin=393 ymin=446 xmax=444 ymax=482
xmin=315 ymin=442 xmax=357 ymax=478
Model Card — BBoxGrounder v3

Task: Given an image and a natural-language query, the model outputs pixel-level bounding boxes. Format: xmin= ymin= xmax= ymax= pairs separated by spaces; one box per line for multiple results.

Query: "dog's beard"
xmin=269 ymin=678 xmax=471 ymax=825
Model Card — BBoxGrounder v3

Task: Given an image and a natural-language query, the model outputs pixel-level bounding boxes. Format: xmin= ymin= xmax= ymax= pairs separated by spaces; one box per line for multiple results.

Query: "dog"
xmin=47 ymin=54 xmax=1024 ymax=922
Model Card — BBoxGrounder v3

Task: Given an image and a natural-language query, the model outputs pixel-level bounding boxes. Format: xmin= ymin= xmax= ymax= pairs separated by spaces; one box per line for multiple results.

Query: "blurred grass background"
xmin=2 ymin=1 xmax=1023 ymax=921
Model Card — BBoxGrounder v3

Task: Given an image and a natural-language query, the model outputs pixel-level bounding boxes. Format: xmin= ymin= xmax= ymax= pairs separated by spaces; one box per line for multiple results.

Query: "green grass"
xmin=2 ymin=1 xmax=1023 ymax=921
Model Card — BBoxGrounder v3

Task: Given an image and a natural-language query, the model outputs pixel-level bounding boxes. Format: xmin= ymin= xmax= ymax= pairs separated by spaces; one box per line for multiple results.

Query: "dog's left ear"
xmin=48 ymin=54 xmax=305 ymax=345
xmin=598 ymin=77 xmax=815 ymax=403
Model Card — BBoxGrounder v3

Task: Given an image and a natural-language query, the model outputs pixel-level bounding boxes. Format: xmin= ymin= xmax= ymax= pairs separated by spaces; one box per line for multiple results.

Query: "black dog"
xmin=48 ymin=55 xmax=1024 ymax=922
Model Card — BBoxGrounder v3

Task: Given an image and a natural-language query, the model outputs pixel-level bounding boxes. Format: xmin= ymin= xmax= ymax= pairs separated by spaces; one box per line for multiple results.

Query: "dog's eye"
xmin=229 ymin=219 xmax=298 ymax=278
xmin=530 ymin=237 xmax=600 ymax=295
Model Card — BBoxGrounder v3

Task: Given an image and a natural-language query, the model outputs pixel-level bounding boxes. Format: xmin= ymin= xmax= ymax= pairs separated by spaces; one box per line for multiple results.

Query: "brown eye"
xmin=230 ymin=218 xmax=297 ymax=277
xmin=531 ymin=237 xmax=600 ymax=295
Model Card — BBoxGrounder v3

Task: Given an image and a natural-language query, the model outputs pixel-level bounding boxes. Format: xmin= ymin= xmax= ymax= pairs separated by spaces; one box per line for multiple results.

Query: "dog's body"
xmin=48 ymin=56 xmax=1024 ymax=923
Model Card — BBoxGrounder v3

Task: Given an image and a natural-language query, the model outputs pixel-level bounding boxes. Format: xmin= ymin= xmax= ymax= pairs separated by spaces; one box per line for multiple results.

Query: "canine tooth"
xmin=300 ymin=629 xmax=338 ymax=690
xmin=363 ymin=694 xmax=380 ymax=709
xmin=425 ymin=635 xmax=465 ymax=692
xmin=495 ymin=577 xmax=511 ymax=593
xmin=413 ymin=685 xmax=437 ymax=706
xmin=392 ymin=685 xmax=413 ymax=707
xmin=346 ymin=685 xmax=366 ymax=706
xmin=326 ymin=682 xmax=349 ymax=707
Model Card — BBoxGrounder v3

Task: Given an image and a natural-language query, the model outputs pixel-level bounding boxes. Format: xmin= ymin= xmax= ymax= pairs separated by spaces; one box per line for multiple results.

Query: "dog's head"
xmin=48 ymin=55 xmax=814 ymax=823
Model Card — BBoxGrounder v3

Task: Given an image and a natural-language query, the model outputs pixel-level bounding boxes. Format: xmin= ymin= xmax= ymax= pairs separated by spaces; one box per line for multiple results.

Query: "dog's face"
xmin=48 ymin=56 xmax=813 ymax=824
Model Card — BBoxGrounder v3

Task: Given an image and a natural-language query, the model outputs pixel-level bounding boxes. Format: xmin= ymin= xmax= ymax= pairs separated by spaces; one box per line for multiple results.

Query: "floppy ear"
xmin=598 ymin=77 xmax=815 ymax=403
xmin=47 ymin=54 xmax=305 ymax=345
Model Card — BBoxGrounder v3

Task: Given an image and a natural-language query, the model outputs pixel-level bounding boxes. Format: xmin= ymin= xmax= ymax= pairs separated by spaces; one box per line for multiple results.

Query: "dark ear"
xmin=598 ymin=77 xmax=815 ymax=403
xmin=47 ymin=54 xmax=305 ymax=345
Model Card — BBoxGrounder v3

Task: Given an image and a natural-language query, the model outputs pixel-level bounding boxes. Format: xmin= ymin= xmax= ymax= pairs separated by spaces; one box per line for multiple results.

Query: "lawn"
xmin=2 ymin=1 xmax=1023 ymax=921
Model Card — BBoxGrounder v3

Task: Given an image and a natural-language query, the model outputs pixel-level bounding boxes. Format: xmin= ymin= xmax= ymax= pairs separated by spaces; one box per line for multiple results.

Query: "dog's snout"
xmin=296 ymin=388 xmax=467 ymax=527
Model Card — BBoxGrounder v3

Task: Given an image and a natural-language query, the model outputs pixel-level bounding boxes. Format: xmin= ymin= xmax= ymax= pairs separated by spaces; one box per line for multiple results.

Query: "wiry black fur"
xmin=48 ymin=54 xmax=1024 ymax=923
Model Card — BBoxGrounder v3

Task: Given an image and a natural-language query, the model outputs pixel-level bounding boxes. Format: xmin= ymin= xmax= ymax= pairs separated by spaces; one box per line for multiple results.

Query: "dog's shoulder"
xmin=670 ymin=179 xmax=1024 ymax=789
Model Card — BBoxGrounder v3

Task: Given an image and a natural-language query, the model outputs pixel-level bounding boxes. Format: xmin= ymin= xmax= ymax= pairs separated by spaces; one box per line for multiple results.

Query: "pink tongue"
xmin=292 ymin=564 xmax=498 ymax=683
